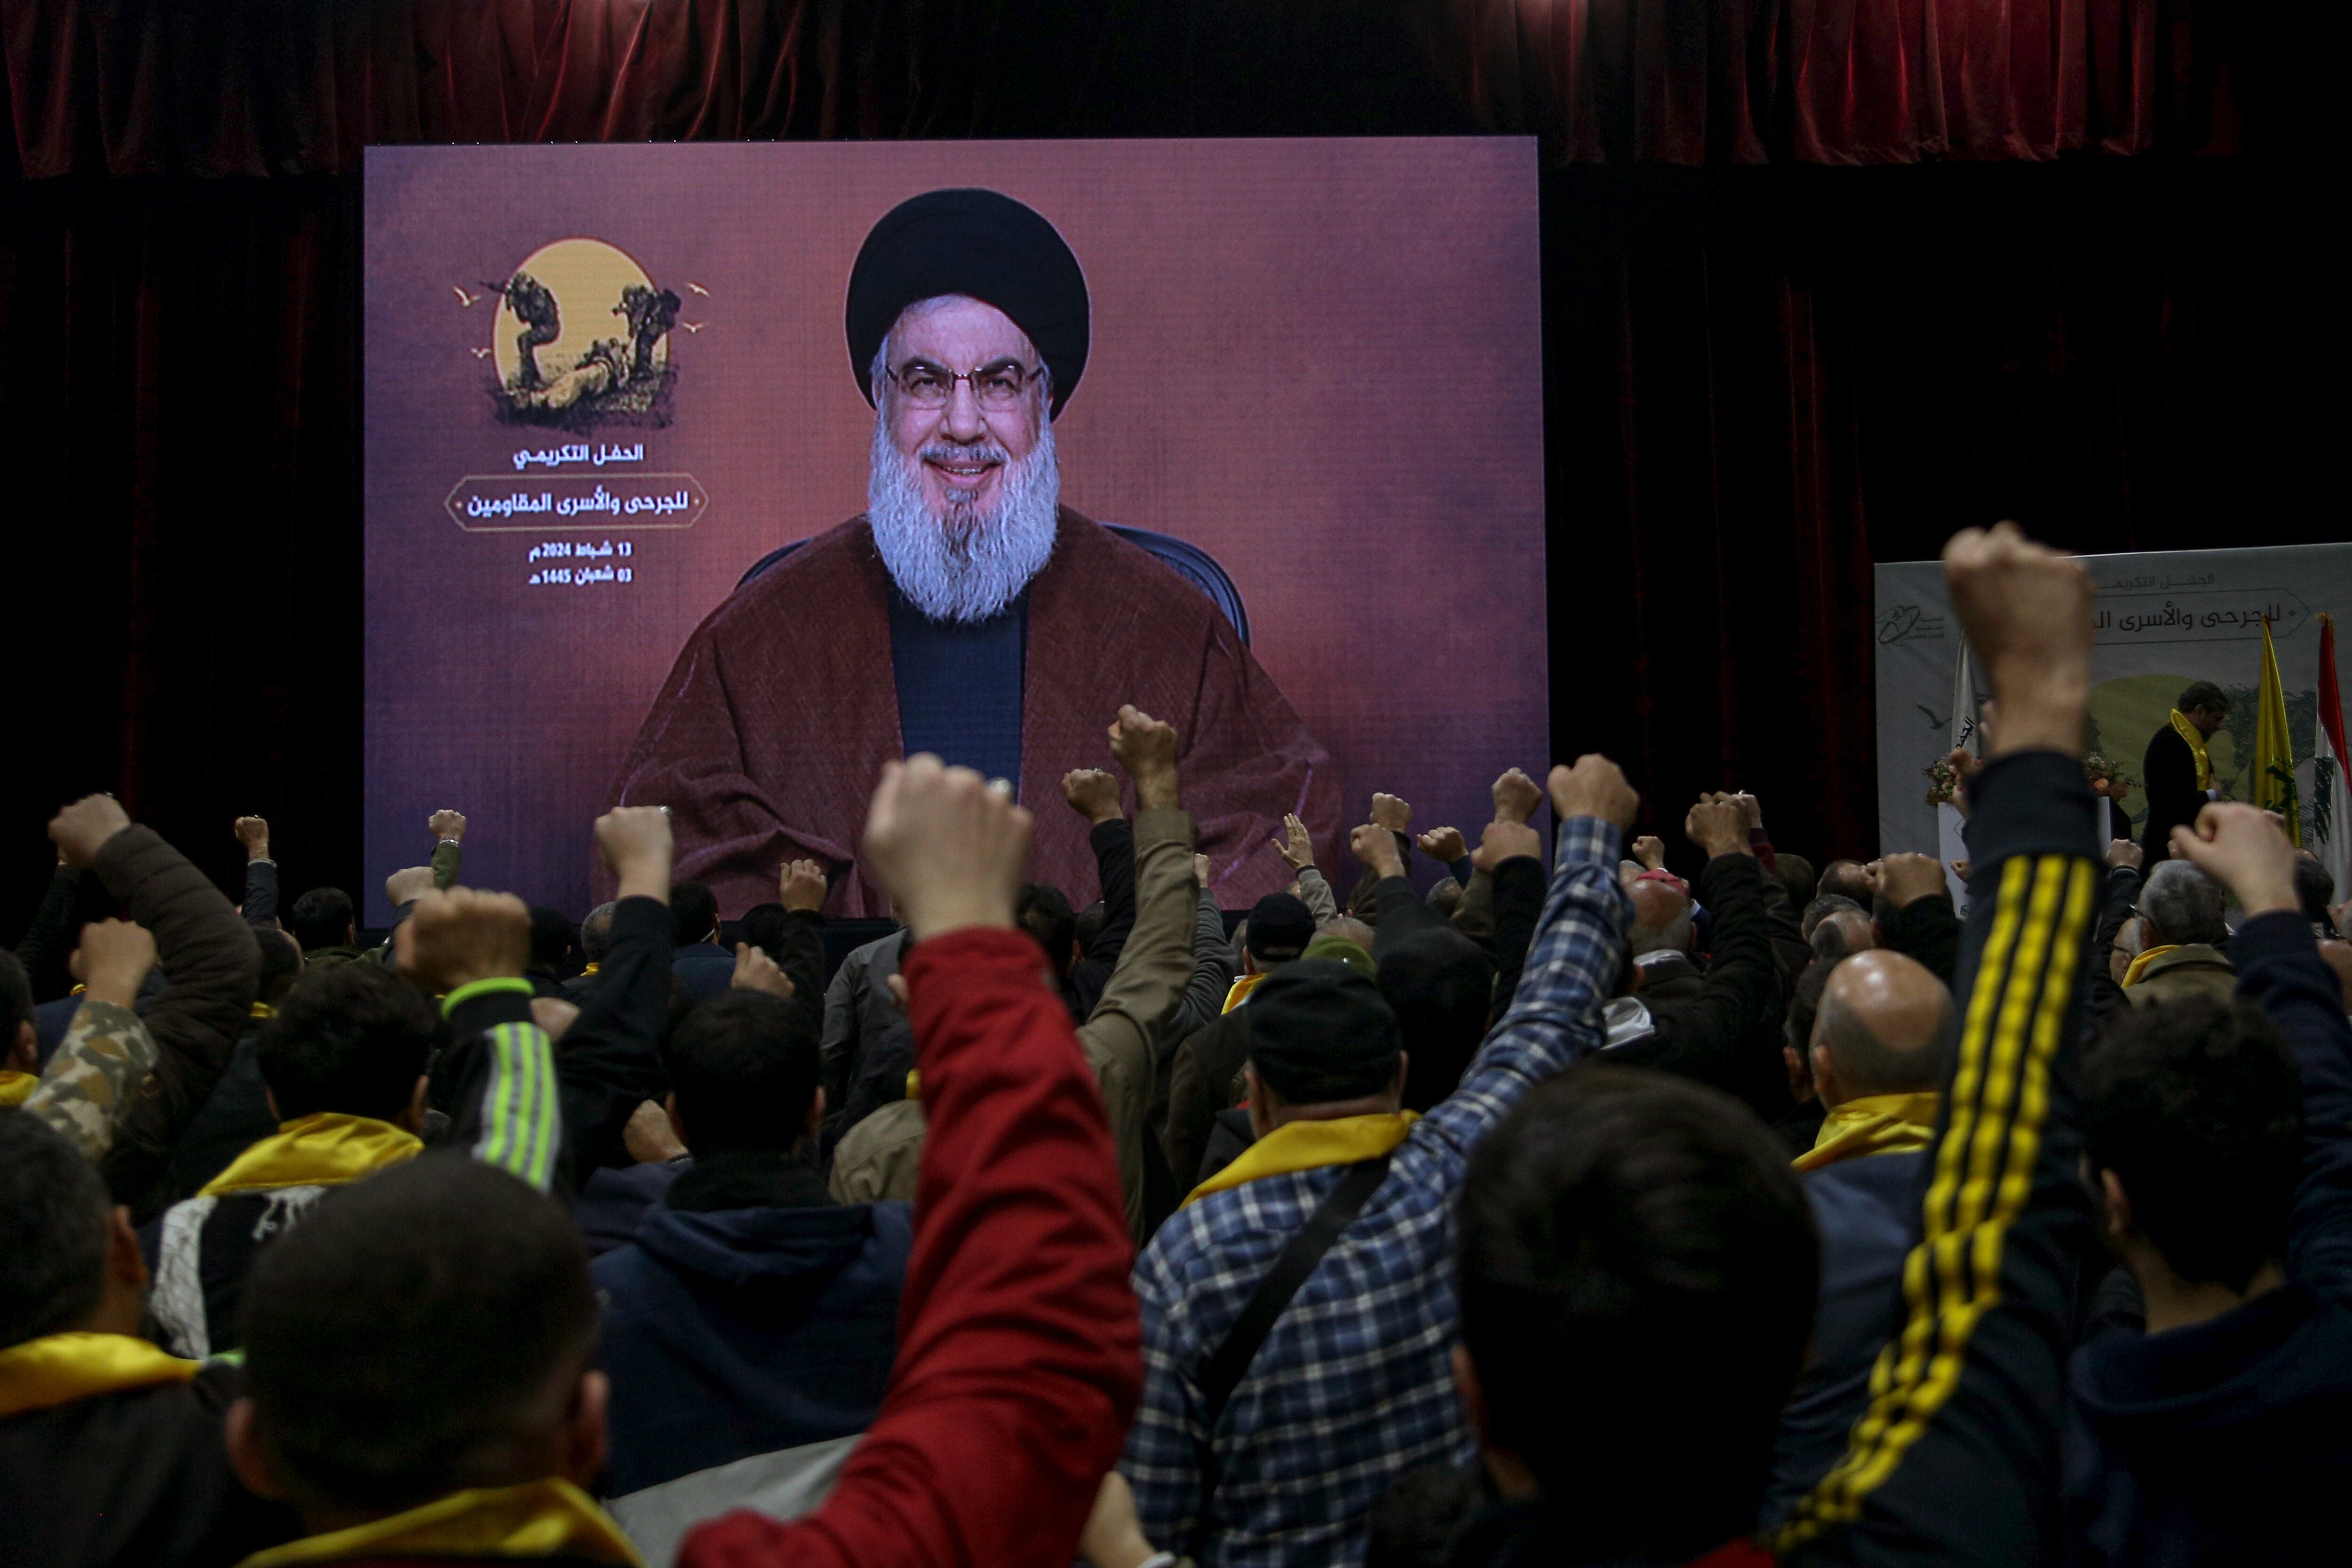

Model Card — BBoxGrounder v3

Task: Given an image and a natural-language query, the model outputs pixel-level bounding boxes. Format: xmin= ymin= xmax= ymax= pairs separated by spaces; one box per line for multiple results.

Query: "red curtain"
xmin=0 ymin=0 xmax=2304 ymax=906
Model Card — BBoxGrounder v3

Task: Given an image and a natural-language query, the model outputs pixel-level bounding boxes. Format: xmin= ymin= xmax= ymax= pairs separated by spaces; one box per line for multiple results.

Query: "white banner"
xmin=1875 ymin=543 xmax=2352 ymax=863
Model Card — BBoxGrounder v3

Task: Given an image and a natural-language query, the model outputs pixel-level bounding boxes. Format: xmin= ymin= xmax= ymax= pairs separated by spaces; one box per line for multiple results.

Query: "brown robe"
xmin=603 ymin=507 xmax=1343 ymax=916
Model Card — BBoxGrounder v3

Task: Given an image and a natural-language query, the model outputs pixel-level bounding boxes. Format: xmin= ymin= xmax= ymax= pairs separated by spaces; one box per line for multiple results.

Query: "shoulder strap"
xmin=1187 ymin=1153 xmax=1392 ymax=1552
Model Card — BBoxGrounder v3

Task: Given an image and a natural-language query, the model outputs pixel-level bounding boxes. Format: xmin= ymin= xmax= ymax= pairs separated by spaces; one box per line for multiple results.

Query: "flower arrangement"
xmin=2084 ymin=754 xmax=2134 ymax=801
xmin=1923 ymin=756 xmax=1961 ymax=806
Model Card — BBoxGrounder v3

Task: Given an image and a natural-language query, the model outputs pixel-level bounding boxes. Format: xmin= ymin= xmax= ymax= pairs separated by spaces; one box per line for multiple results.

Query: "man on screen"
xmin=604 ymin=188 xmax=1341 ymax=915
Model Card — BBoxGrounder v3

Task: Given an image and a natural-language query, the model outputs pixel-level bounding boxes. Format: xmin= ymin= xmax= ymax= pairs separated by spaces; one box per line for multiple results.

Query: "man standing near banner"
xmin=2141 ymin=679 xmax=2230 ymax=866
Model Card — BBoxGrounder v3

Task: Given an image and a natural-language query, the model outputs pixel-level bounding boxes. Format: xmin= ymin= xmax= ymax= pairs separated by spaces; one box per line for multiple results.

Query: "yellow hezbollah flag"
xmin=2257 ymin=615 xmax=2302 ymax=846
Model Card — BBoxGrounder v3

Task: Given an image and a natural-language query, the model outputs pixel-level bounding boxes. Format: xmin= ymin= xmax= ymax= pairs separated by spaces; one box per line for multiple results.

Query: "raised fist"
xmin=1548 ymin=756 xmax=1638 ymax=834
xmin=2106 ymin=839 xmax=2144 ymax=872
xmin=595 ymin=806 xmax=674 ymax=902
xmin=428 ymin=809 xmax=468 ymax=844
xmin=1491 ymin=768 xmax=1542 ymax=826
xmin=731 ymin=941 xmax=796 ymax=998
xmin=1630 ymin=835 xmax=1666 ymax=871
xmin=1941 ymin=524 xmax=2092 ymax=757
xmin=1351 ymin=822 xmax=1407 ymax=878
xmin=234 ymin=816 xmax=271 ymax=858
xmin=70 ymin=919 xmax=158 ymax=1009
xmin=1370 ymin=793 xmax=1413 ymax=833
xmin=50 ymin=795 xmax=133 ymax=870
xmin=779 ymin=858 xmax=828 ymax=914
xmin=1417 ymin=827 xmax=1468 ymax=865
xmin=1106 ymin=705 xmax=1180 ymax=795
xmin=1062 ymin=769 xmax=1124 ymax=826
xmin=1194 ymin=853 xmax=1214 ymax=889
xmin=1471 ymin=819 xmax=1545 ymax=873
xmin=395 ymin=887 xmax=531 ymax=994
xmin=2170 ymin=803 xmax=2299 ymax=919
xmin=863 ymin=756 xmax=1033 ymax=943
xmin=1684 ymin=795 xmax=1748 ymax=859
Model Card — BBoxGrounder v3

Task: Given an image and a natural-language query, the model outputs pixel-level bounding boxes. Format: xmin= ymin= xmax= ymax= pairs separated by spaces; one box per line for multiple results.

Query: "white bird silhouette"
xmin=453 ymin=286 xmax=482 ymax=306
xmin=686 ymin=282 xmax=712 ymax=297
xmin=679 ymin=321 xmax=705 ymax=334
xmin=469 ymin=347 xmax=493 ymax=359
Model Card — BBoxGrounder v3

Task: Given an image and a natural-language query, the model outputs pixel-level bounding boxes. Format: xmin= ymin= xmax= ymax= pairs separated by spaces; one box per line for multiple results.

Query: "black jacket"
xmin=1608 ymin=853 xmax=1792 ymax=1125
xmin=0 ymin=1357 xmax=298 ymax=1567
xmin=2138 ymin=723 xmax=2205 ymax=866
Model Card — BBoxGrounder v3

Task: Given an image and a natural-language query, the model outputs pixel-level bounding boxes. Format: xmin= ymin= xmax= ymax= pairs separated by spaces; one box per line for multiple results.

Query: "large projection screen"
xmin=364 ymin=140 xmax=1547 ymax=922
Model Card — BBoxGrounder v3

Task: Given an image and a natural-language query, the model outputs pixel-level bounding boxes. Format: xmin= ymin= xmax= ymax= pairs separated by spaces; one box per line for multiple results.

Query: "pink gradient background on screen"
xmin=364 ymin=139 xmax=1546 ymax=920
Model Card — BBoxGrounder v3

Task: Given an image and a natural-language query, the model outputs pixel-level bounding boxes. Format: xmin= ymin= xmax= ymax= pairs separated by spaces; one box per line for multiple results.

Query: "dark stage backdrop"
xmin=0 ymin=0 xmax=2320 ymax=918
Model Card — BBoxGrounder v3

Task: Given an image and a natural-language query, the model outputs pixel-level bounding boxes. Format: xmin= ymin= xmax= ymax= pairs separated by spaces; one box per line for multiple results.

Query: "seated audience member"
xmin=2123 ymin=859 xmax=2235 ymax=1007
xmin=1160 ymin=889 xmax=1317 ymax=1187
xmin=1604 ymin=794 xmax=1793 ymax=1126
xmin=1443 ymin=1069 xmax=1817 ymax=1566
xmin=562 ymin=900 xmax=620 ymax=999
xmin=526 ymin=907 xmax=578 ymax=996
xmin=1816 ymin=858 xmax=1875 ymax=907
xmin=1764 ymin=950 xmax=1955 ymax=1521
xmin=832 ymin=708 xmax=1199 ymax=1240
xmin=1123 ymin=755 xmax=1634 ymax=1566
xmin=0 ymin=1113 xmax=300 ymax=1567
xmin=669 ymin=881 xmax=733 ymax=1000
xmin=157 ymin=925 xmax=309 ymax=1201
xmin=230 ymin=754 xmax=1139 ymax=1568
xmin=594 ymin=990 xmax=908 ymax=1560
xmin=141 ymin=964 xmax=437 ymax=1359
xmin=289 ymin=886 xmax=363 ymax=968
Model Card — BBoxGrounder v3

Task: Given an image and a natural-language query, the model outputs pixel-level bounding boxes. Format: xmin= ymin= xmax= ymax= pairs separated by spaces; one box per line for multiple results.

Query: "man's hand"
xmin=1549 ymin=756 xmax=1639 ymax=834
xmin=1269 ymin=813 xmax=1315 ymax=871
xmin=1107 ymin=705 xmax=1181 ymax=812
xmin=624 ymin=1099 xmax=687 ymax=1164
xmin=596 ymin=806 xmax=674 ymax=904
xmin=779 ymin=858 xmax=828 ymax=914
xmin=1492 ymin=767 xmax=1542 ymax=826
xmin=385 ymin=866 xmax=437 ymax=907
xmin=428 ymin=809 xmax=468 ymax=844
xmin=1877 ymin=852 xmax=1948 ymax=909
xmin=234 ymin=816 xmax=271 ymax=861
xmin=71 ymin=920 xmax=158 ymax=1010
xmin=1951 ymin=858 xmax=1972 ymax=884
xmin=731 ymin=942 xmax=796 ymax=998
xmin=50 ymin=795 xmax=133 ymax=870
xmin=2107 ymin=839 xmax=2144 ymax=872
xmin=1417 ymin=826 xmax=1468 ymax=865
xmin=1193 ymin=853 xmax=1213 ymax=889
xmin=1685 ymin=794 xmax=1750 ymax=860
xmin=1941 ymin=523 xmax=2093 ymax=758
xmin=1370 ymin=793 xmax=1413 ymax=834
xmin=1631 ymin=835 xmax=1667 ymax=871
xmin=1731 ymin=792 xmax=1763 ymax=832
xmin=1351 ymin=822 xmax=1407 ymax=879
xmin=1062 ymin=769 xmax=1124 ymax=826
xmin=395 ymin=888 xmax=531 ymax=993
xmin=2170 ymin=803 xmax=2300 ymax=919
xmin=862 ymin=756 xmax=1033 ymax=943
xmin=1471 ymin=819 xmax=1546 ymax=872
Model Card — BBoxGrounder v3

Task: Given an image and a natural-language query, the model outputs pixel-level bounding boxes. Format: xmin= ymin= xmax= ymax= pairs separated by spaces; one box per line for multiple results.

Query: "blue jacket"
xmin=670 ymin=940 xmax=736 ymax=1000
xmin=592 ymin=1153 xmax=909 ymax=1559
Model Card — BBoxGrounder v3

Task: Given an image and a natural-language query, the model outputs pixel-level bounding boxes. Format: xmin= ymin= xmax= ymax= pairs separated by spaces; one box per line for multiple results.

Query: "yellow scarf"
xmin=2122 ymin=942 xmax=2182 ymax=989
xmin=1794 ymin=1092 xmax=1943 ymax=1172
xmin=200 ymin=1113 xmax=422 ymax=1197
xmin=1186 ymin=1111 xmax=1417 ymax=1206
xmin=2169 ymin=709 xmax=2213 ymax=790
xmin=0 ymin=1332 xmax=198 ymax=1419
xmin=237 ymin=1478 xmax=642 ymax=1567
xmin=0 ymin=1069 xmax=34 ymax=1107
xmin=1221 ymin=973 xmax=1267 ymax=1014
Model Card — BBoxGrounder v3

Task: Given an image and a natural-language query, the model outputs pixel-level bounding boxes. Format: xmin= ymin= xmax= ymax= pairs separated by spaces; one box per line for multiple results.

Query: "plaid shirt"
xmin=1123 ymin=819 xmax=1628 ymax=1567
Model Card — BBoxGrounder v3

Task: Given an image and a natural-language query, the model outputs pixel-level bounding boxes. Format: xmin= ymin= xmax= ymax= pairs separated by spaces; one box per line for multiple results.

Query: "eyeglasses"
xmin=885 ymin=358 xmax=1041 ymax=413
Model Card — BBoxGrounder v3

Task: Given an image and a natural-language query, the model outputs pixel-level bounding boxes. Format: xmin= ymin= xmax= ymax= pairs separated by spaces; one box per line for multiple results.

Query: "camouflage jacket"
xmin=21 ymin=999 xmax=160 ymax=1162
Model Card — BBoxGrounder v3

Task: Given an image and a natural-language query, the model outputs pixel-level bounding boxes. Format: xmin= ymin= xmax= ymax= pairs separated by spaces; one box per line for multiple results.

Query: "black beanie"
xmin=845 ymin=188 xmax=1090 ymax=420
xmin=1244 ymin=893 xmax=1317 ymax=963
xmin=1246 ymin=959 xmax=1404 ymax=1105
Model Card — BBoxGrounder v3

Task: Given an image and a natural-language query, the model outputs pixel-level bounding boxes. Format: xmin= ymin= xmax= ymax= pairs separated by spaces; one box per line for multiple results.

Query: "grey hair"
xmin=580 ymin=901 xmax=621 ymax=964
xmin=2139 ymin=860 xmax=2228 ymax=948
xmin=1629 ymin=904 xmax=1694 ymax=958
xmin=870 ymin=299 xmax=1053 ymax=410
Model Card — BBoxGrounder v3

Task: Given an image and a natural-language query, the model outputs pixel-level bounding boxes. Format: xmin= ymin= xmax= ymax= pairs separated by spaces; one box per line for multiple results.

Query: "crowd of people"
xmin=4 ymin=527 xmax=2351 ymax=1568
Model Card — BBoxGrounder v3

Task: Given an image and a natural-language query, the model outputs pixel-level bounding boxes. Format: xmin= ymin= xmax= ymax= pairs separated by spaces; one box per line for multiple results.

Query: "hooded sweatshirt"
xmin=591 ymin=1149 xmax=909 ymax=1564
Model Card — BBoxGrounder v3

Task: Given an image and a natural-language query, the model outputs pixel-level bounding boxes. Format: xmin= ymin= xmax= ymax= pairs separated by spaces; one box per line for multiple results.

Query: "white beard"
xmin=866 ymin=416 xmax=1060 ymax=623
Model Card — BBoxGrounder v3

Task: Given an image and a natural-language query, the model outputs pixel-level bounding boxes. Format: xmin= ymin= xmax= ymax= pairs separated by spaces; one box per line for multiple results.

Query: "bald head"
xmin=1628 ymin=879 xmax=1693 ymax=957
xmin=1811 ymin=950 xmax=1954 ymax=1108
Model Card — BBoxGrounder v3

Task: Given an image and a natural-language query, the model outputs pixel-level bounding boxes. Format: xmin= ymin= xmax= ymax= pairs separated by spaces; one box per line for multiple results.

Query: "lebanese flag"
xmin=2320 ymin=614 xmax=2352 ymax=908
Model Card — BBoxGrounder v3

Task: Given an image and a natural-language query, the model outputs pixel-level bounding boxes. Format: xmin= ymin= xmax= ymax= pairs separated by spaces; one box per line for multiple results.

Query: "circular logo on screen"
xmin=484 ymin=238 xmax=680 ymax=430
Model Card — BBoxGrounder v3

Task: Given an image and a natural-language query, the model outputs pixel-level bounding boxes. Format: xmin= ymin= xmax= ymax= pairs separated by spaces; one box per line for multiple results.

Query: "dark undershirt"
xmin=887 ymin=585 xmax=1026 ymax=792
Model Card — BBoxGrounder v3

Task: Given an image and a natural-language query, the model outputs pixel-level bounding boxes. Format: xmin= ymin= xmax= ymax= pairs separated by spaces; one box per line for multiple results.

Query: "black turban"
xmin=845 ymin=188 xmax=1090 ymax=420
